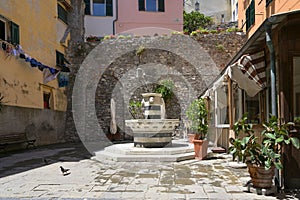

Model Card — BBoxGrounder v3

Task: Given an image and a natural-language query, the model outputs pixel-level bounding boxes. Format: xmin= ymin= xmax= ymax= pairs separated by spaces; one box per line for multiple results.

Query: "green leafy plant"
xmin=186 ymin=98 xmax=208 ymax=140
xmin=183 ymin=11 xmax=212 ymax=34
xmin=136 ymin=45 xmax=145 ymax=56
xmin=154 ymin=79 xmax=175 ymax=101
xmin=128 ymin=100 xmax=143 ymax=119
xmin=229 ymin=114 xmax=300 ymax=170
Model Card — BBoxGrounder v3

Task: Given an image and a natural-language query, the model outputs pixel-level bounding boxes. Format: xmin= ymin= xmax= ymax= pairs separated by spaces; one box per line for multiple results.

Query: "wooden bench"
xmin=0 ymin=132 xmax=36 ymax=152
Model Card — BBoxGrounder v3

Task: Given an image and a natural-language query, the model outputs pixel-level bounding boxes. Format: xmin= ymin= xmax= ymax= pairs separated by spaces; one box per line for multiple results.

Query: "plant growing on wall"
xmin=154 ymin=79 xmax=175 ymax=101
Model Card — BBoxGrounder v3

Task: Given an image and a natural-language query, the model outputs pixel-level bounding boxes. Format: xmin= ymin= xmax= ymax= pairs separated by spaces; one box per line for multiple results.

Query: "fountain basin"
xmin=125 ymin=119 xmax=179 ymax=148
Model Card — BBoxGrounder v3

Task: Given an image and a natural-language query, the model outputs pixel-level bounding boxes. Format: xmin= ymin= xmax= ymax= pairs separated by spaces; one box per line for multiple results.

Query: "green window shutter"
xmin=57 ymin=4 xmax=68 ymax=24
xmin=10 ymin=22 xmax=19 ymax=45
xmin=84 ymin=0 xmax=91 ymax=15
xmin=158 ymin=0 xmax=165 ymax=12
xmin=246 ymin=7 xmax=250 ymax=30
xmin=106 ymin=0 xmax=113 ymax=16
xmin=139 ymin=0 xmax=145 ymax=11
xmin=250 ymin=0 xmax=255 ymax=26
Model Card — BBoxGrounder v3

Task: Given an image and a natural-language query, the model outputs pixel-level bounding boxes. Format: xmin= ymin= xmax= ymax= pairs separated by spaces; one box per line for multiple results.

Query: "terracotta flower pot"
xmin=193 ymin=139 xmax=208 ymax=160
xmin=247 ymin=163 xmax=275 ymax=188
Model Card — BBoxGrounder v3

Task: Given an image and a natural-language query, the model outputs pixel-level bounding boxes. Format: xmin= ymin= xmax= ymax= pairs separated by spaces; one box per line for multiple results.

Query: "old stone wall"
xmin=65 ymin=33 xmax=246 ymax=145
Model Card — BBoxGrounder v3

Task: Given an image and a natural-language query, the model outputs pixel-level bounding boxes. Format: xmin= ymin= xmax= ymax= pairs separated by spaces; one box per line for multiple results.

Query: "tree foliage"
xmin=183 ymin=11 xmax=212 ymax=33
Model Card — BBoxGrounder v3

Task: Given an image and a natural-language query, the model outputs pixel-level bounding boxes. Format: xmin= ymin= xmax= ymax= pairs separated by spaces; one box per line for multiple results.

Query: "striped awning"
xmin=227 ymin=51 xmax=266 ymax=97
xmin=202 ymin=51 xmax=266 ymax=98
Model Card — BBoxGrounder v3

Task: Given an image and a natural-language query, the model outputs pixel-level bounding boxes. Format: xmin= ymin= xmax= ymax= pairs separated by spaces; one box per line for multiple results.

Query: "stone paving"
xmin=0 ymin=142 xmax=299 ymax=200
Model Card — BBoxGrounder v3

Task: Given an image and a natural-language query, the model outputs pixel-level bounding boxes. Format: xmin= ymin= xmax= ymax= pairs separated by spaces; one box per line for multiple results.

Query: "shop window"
xmin=58 ymin=3 xmax=68 ymax=24
xmin=139 ymin=0 xmax=165 ymax=12
xmin=245 ymin=0 xmax=255 ymax=31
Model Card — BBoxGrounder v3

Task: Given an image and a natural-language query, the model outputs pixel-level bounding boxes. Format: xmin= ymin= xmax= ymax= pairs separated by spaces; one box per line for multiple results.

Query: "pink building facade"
xmin=84 ymin=0 xmax=183 ymax=38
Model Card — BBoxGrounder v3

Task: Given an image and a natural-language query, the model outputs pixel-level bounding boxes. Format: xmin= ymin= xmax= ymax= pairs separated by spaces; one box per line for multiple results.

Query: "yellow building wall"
xmin=0 ymin=0 xmax=69 ymax=111
xmin=238 ymin=0 xmax=300 ymax=38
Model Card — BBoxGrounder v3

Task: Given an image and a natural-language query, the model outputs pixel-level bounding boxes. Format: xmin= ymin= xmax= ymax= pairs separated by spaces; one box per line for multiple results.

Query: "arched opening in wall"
xmin=95 ymin=48 xmax=207 ymax=143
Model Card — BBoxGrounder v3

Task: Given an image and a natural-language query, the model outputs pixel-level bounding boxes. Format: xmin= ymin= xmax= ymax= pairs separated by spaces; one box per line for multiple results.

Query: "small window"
xmin=139 ymin=0 xmax=165 ymax=12
xmin=245 ymin=0 xmax=255 ymax=31
xmin=92 ymin=0 xmax=113 ymax=16
xmin=58 ymin=3 xmax=68 ymax=24
xmin=56 ymin=50 xmax=65 ymax=67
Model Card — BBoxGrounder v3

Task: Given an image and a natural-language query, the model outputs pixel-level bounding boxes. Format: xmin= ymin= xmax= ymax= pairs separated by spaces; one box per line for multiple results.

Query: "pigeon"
xmin=60 ymin=166 xmax=70 ymax=175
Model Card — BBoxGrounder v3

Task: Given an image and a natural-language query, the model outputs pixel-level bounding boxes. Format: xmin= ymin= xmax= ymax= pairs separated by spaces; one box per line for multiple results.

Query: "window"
xmin=244 ymin=93 xmax=260 ymax=124
xmin=56 ymin=50 xmax=65 ymax=67
xmin=139 ymin=0 xmax=165 ymax=12
xmin=0 ymin=20 xmax=5 ymax=40
xmin=266 ymin=0 xmax=273 ymax=7
xmin=58 ymin=3 xmax=68 ymax=24
xmin=245 ymin=0 xmax=255 ymax=31
xmin=84 ymin=0 xmax=113 ymax=16
xmin=0 ymin=16 xmax=20 ymax=44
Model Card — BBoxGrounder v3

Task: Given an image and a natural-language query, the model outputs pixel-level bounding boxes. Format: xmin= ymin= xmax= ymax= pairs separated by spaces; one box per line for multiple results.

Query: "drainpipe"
xmin=265 ymin=18 xmax=280 ymax=190
xmin=113 ymin=0 xmax=118 ymax=35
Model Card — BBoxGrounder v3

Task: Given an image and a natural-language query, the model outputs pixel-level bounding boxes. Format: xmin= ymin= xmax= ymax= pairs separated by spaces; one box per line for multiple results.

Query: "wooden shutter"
xmin=84 ymin=0 xmax=91 ymax=15
xmin=246 ymin=7 xmax=250 ymax=30
xmin=158 ymin=0 xmax=165 ymax=12
xmin=10 ymin=22 xmax=19 ymax=45
xmin=106 ymin=0 xmax=113 ymax=16
xmin=139 ymin=0 xmax=145 ymax=11
xmin=250 ymin=0 xmax=255 ymax=26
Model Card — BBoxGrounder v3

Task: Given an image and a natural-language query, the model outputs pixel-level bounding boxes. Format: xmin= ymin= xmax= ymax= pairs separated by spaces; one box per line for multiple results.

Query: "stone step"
xmin=94 ymin=150 xmax=195 ymax=162
xmin=102 ymin=141 xmax=194 ymax=155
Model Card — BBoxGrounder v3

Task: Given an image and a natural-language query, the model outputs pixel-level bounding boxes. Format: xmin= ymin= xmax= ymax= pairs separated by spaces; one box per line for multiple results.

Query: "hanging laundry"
xmin=16 ymin=45 xmax=24 ymax=54
xmin=57 ymin=72 xmax=69 ymax=87
xmin=19 ymin=53 xmax=26 ymax=59
xmin=30 ymin=58 xmax=38 ymax=67
xmin=43 ymin=68 xmax=60 ymax=84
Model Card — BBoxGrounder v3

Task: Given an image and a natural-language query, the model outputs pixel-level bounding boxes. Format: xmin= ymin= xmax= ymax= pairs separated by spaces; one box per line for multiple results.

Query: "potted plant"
xmin=186 ymin=98 xmax=209 ymax=160
xmin=229 ymin=114 xmax=300 ymax=188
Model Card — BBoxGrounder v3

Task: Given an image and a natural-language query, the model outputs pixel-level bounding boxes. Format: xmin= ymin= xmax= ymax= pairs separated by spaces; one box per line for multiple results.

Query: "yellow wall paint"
xmin=238 ymin=0 xmax=300 ymax=38
xmin=0 ymin=0 xmax=69 ymax=111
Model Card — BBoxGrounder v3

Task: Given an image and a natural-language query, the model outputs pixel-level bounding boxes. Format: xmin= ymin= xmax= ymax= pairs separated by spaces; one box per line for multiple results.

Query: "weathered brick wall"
xmin=65 ymin=33 xmax=246 ymax=143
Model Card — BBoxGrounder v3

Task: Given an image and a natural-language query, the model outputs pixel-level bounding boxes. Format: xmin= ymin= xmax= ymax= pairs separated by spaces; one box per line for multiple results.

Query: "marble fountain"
xmin=94 ymin=93 xmax=194 ymax=162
